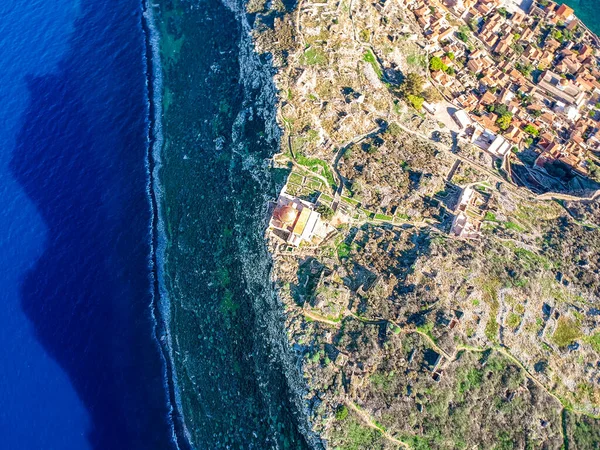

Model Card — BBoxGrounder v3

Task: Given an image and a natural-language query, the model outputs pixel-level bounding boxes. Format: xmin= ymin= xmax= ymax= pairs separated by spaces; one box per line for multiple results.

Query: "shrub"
xmin=385 ymin=122 xmax=402 ymax=138
xmin=335 ymin=405 xmax=349 ymax=420
xmin=506 ymin=313 xmax=521 ymax=329
xmin=444 ymin=66 xmax=456 ymax=75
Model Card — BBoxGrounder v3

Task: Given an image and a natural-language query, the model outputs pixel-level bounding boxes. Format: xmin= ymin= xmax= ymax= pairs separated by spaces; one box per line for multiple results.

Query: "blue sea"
xmin=0 ymin=0 xmax=177 ymax=449
xmin=562 ymin=0 xmax=600 ymax=35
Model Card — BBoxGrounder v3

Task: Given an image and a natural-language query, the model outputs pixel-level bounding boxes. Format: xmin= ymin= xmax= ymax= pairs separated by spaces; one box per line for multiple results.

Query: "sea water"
xmin=0 ymin=0 xmax=176 ymax=448
xmin=563 ymin=0 xmax=600 ymax=36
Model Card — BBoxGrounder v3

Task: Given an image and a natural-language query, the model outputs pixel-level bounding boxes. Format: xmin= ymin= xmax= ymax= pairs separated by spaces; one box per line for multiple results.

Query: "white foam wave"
xmin=141 ymin=2 xmax=192 ymax=448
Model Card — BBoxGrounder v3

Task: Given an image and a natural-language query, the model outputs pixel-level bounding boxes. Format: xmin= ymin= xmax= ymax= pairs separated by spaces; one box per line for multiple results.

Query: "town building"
xmin=268 ymin=192 xmax=333 ymax=247
xmin=450 ymin=186 xmax=489 ymax=239
xmin=407 ymin=0 xmax=600 ymax=182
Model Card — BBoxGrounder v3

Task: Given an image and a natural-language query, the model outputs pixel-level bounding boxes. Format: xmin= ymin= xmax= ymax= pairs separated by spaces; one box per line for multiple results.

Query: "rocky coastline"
xmin=151 ymin=0 xmax=317 ymax=447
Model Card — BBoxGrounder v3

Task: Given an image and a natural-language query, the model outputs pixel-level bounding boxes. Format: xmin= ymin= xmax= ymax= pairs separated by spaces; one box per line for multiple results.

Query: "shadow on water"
xmin=9 ymin=1 xmax=177 ymax=449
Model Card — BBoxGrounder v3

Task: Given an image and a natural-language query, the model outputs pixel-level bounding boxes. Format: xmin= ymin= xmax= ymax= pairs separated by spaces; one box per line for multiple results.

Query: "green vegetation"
xmin=329 ymin=416 xmax=384 ymax=450
xmin=484 ymin=211 xmax=498 ymax=222
xmin=417 ymin=321 xmax=435 ymax=342
xmin=407 ymin=94 xmax=424 ymax=110
xmin=506 ymin=312 xmax=521 ymax=329
xmin=390 ymin=323 xmax=402 ymax=334
xmin=301 ymin=46 xmax=327 ymax=65
xmin=429 ymin=56 xmax=446 ymax=71
xmin=295 ymin=153 xmax=337 ymax=189
xmin=359 ymin=29 xmax=370 ymax=42
xmin=524 ymin=124 xmax=539 ymax=137
xmin=337 ymin=242 xmax=352 ymax=259
xmin=485 ymin=316 xmax=499 ymax=342
xmin=370 ymin=371 xmax=396 ymax=394
xmin=516 ymin=61 xmax=534 ymax=77
xmin=401 ymin=434 xmax=432 ymax=450
xmin=504 ymin=221 xmax=525 ymax=232
xmin=551 ymin=317 xmax=581 ymax=347
xmin=587 ymin=332 xmax=600 ymax=353
xmin=487 ymin=103 xmax=513 ymax=131
xmin=567 ymin=413 xmax=600 ymax=449
xmin=457 ymin=25 xmax=470 ymax=42
xmin=316 ymin=204 xmax=334 ymax=220
xmin=458 ymin=368 xmax=483 ymax=394
xmin=407 ymin=53 xmax=427 ymax=68
xmin=335 ymin=405 xmax=349 ymax=420
xmin=400 ymin=72 xmax=425 ymax=97
xmin=551 ymin=28 xmax=563 ymax=42
xmin=363 ymin=49 xmax=383 ymax=79
xmin=374 ymin=213 xmax=393 ymax=221
xmin=429 ymin=55 xmax=455 ymax=75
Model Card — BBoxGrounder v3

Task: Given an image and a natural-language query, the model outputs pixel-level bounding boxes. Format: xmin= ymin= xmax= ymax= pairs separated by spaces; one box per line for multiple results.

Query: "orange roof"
xmin=556 ymin=3 xmax=574 ymax=19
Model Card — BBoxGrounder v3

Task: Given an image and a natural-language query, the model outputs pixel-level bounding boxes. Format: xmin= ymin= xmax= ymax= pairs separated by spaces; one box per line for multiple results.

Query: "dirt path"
xmin=345 ymin=400 xmax=409 ymax=448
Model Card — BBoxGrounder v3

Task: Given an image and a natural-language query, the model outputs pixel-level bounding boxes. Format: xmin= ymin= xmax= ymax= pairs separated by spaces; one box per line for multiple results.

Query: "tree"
xmin=423 ymin=87 xmax=443 ymax=103
xmin=429 ymin=56 xmax=445 ymax=71
xmin=316 ymin=204 xmax=334 ymax=220
xmin=552 ymin=29 xmax=564 ymax=42
xmin=400 ymin=72 xmax=425 ymax=97
xmin=524 ymin=124 xmax=539 ymax=136
xmin=407 ymin=94 xmax=425 ymax=110
xmin=446 ymin=51 xmax=455 ymax=60
xmin=516 ymin=62 xmax=533 ymax=77
xmin=457 ymin=26 xmax=470 ymax=42
xmin=496 ymin=114 xmax=512 ymax=130
xmin=469 ymin=18 xmax=479 ymax=32
xmin=588 ymin=160 xmax=600 ymax=182
xmin=512 ymin=43 xmax=524 ymax=55
xmin=488 ymin=103 xmax=509 ymax=116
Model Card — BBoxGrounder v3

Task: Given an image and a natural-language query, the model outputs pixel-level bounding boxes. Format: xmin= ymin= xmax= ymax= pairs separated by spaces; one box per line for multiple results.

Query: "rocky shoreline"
xmin=151 ymin=0 xmax=318 ymax=447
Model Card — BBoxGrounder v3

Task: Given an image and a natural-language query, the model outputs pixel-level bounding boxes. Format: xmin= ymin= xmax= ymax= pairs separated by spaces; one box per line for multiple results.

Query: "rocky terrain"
xmin=249 ymin=0 xmax=600 ymax=447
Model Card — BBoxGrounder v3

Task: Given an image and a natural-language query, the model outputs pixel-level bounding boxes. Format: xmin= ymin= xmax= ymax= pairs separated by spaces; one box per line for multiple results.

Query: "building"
xmin=268 ymin=192 xmax=332 ymax=247
xmin=555 ymin=3 xmax=574 ymax=23
xmin=538 ymin=70 xmax=587 ymax=108
xmin=450 ymin=186 xmax=489 ymax=239
xmin=453 ymin=109 xmax=473 ymax=131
